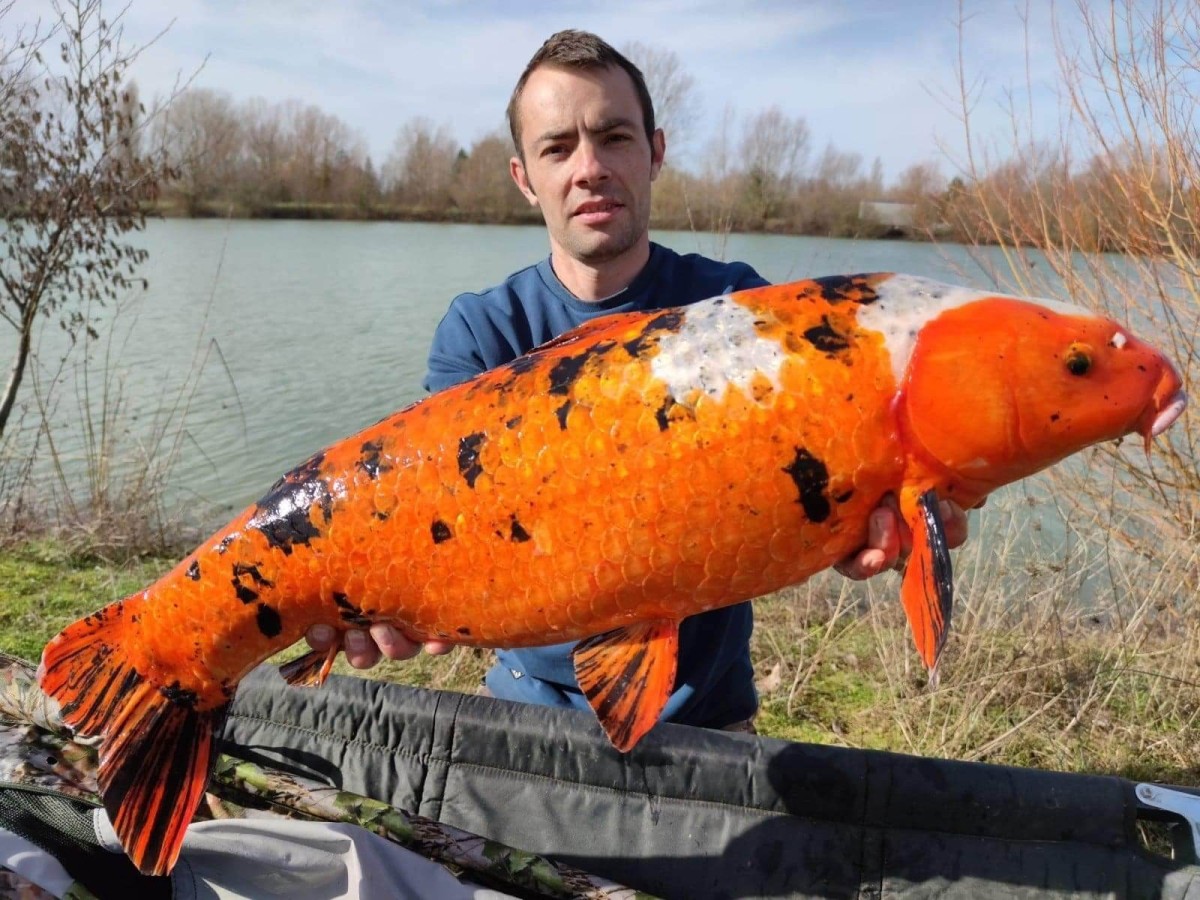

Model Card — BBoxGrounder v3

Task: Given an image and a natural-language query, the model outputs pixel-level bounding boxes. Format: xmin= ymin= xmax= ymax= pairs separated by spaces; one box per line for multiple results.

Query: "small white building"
xmin=858 ymin=200 xmax=916 ymax=228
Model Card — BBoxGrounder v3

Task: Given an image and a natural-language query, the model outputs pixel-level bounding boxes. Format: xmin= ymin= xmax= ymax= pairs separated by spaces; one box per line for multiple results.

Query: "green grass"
xmin=0 ymin=540 xmax=175 ymax=661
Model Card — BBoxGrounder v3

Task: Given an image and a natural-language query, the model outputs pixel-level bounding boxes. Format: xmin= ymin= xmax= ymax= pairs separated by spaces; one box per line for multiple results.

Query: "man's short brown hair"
xmin=507 ymin=29 xmax=656 ymax=160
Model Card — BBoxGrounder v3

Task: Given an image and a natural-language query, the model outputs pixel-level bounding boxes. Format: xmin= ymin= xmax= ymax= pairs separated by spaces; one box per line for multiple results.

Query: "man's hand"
xmin=834 ymin=494 xmax=971 ymax=580
xmin=305 ymin=623 xmax=454 ymax=670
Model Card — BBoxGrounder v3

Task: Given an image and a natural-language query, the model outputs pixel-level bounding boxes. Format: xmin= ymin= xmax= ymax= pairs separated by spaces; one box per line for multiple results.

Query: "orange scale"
xmin=620 ymin=550 xmax=654 ymax=587
xmin=598 ymin=527 xmax=628 ymax=566
xmin=560 ymin=441 xmax=595 ymax=481
xmin=677 ymin=531 xmax=715 ymax=566
xmin=361 ymin=566 xmax=389 ymax=601
xmin=650 ymin=508 xmax=687 ymax=547
xmin=586 ymin=398 xmax=621 ymax=436
xmin=647 ymin=540 xmax=681 ymax=575
xmin=631 ymin=406 xmax=665 ymax=444
xmin=767 ymin=528 xmax=806 ymax=564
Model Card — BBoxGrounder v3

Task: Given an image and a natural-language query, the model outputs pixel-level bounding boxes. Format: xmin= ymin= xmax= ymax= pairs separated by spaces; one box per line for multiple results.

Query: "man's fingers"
xmin=939 ymin=499 xmax=970 ymax=549
xmin=344 ymin=628 xmax=383 ymax=669
xmin=370 ymin=623 xmax=423 ymax=661
xmin=306 ymin=623 xmax=336 ymax=651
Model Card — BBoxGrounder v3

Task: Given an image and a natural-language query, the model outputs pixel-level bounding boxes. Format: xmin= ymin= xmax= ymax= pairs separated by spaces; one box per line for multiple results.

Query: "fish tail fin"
xmin=38 ymin=603 xmax=227 ymax=876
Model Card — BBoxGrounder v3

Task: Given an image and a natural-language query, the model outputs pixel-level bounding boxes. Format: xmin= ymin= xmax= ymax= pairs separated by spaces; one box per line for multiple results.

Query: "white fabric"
xmin=0 ymin=824 xmax=76 ymax=896
xmin=93 ymin=811 xmax=518 ymax=900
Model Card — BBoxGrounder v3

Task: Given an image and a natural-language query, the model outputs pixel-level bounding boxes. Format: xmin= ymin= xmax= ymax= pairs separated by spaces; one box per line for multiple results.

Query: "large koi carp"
xmin=39 ymin=273 xmax=1186 ymax=874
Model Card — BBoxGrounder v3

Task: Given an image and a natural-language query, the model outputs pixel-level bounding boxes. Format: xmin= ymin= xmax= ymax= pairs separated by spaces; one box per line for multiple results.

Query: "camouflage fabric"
xmin=0 ymin=653 xmax=653 ymax=900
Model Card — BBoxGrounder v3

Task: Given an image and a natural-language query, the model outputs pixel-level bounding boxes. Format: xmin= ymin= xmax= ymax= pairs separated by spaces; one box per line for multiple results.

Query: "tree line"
xmin=145 ymin=84 xmax=952 ymax=239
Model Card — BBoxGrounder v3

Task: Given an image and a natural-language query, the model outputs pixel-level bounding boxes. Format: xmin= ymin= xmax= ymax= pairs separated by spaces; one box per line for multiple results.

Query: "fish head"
xmin=898 ymin=294 xmax=1186 ymax=492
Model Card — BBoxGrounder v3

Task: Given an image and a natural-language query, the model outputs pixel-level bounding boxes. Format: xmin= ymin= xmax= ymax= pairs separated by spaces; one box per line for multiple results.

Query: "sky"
xmin=2 ymin=0 xmax=1086 ymax=184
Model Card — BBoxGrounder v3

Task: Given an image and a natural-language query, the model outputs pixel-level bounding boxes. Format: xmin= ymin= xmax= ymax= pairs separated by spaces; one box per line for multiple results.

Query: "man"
xmin=307 ymin=30 xmax=969 ymax=731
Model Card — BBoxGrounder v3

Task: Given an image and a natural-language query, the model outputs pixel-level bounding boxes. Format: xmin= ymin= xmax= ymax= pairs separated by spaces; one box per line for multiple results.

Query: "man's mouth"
xmin=573 ymin=200 xmax=624 ymax=220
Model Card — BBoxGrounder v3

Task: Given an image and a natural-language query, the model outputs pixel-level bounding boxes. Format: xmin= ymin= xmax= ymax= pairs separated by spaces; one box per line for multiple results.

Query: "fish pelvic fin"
xmin=278 ymin=646 xmax=338 ymax=687
xmin=38 ymin=603 xmax=227 ymax=876
xmin=573 ymin=619 xmax=679 ymax=752
xmin=898 ymin=487 xmax=954 ymax=680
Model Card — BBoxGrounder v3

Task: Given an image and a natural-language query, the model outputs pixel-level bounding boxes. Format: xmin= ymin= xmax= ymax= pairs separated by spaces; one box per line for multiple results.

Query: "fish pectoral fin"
xmin=278 ymin=646 xmax=338 ymax=687
xmin=573 ymin=619 xmax=679 ymax=752
xmin=899 ymin=487 xmax=954 ymax=682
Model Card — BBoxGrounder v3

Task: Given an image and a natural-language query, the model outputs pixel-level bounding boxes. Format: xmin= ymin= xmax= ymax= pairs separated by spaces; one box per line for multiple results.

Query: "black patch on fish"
xmin=357 ymin=440 xmax=391 ymax=479
xmin=506 ymin=416 xmax=522 ymax=430
xmin=548 ymin=354 xmax=588 ymax=395
xmin=333 ymin=592 xmax=369 ymax=625
xmin=812 ymin=274 xmax=878 ymax=305
xmin=623 ymin=310 xmax=685 ymax=358
xmin=783 ymin=448 xmax=831 ymax=523
xmin=457 ymin=627 xmax=471 ymax=636
xmin=159 ymin=681 xmax=199 ymax=708
xmin=233 ymin=583 xmax=258 ymax=604
xmin=185 ymin=560 xmax=201 ymax=581
xmin=803 ymin=315 xmax=851 ymax=353
xmin=256 ymin=603 xmax=283 ymax=638
xmin=555 ymin=400 xmax=571 ymax=430
xmin=655 ymin=398 xmax=673 ymax=431
xmin=250 ymin=453 xmax=332 ymax=555
xmin=431 ymin=520 xmax=453 ymax=543
xmin=231 ymin=563 xmax=273 ymax=605
xmin=458 ymin=433 xmax=486 ymax=488
xmin=507 ymin=354 xmax=539 ymax=375
xmin=216 ymin=536 xmax=235 ymax=555
xmin=1050 ymin=412 xmax=1061 ymax=422
xmin=374 ymin=511 xmax=390 ymax=521
xmin=234 ymin=563 xmax=273 ymax=588
xmin=510 ymin=516 xmax=532 ymax=543
xmin=834 ymin=489 xmax=855 ymax=503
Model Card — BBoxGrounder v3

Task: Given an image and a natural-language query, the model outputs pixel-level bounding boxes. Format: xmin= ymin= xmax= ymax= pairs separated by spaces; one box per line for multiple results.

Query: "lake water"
xmin=7 ymin=219 xmax=1018 ymax=519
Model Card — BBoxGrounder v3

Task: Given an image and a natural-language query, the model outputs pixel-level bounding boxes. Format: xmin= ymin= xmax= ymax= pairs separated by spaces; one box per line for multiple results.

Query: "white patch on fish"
xmin=858 ymin=274 xmax=1090 ymax=385
xmin=650 ymin=297 xmax=786 ymax=404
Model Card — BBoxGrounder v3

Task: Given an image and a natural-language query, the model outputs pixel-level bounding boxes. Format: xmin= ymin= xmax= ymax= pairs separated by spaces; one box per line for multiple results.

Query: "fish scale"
xmin=37 ymin=272 xmax=1186 ymax=875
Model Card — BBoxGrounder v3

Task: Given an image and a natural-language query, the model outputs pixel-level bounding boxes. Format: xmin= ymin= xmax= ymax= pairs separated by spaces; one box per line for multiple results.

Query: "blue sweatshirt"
xmin=423 ymin=243 xmax=769 ymax=729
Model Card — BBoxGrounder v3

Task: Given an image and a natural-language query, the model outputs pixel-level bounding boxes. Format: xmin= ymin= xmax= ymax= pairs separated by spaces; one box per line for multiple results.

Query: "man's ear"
xmin=650 ymin=128 xmax=666 ymax=182
xmin=510 ymin=157 xmax=539 ymax=207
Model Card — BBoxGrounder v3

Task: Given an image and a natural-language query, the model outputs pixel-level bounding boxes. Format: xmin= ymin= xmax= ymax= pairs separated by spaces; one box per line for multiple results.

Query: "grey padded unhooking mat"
xmin=222 ymin=666 xmax=1200 ymax=899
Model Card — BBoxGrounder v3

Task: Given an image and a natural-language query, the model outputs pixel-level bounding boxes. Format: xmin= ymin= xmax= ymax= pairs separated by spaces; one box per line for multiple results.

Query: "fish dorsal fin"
xmin=899 ymin=487 xmax=954 ymax=683
xmin=573 ymin=620 xmax=679 ymax=751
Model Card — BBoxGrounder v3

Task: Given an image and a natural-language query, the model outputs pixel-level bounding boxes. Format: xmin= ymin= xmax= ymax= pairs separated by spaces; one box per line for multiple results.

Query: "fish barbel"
xmin=38 ymin=273 xmax=1186 ymax=874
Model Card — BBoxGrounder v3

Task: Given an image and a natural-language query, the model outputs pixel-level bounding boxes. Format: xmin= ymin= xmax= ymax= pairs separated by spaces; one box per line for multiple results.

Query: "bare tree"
xmin=796 ymin=144 xmax=867 ymax=235
xmin=621 ymin=41 xmax=700 ymax=155
xmin=150 ymin=88 xmax=241 ymax=214
xmin=382 ymin=117 xmax=459 ymax=211
xmin=738 ymin=106 xmax=810 ymax=225
xmin=450 ymin=129 xmax=527 ymax=221
xmin=0 ymin=0 xmax=176 ymax=438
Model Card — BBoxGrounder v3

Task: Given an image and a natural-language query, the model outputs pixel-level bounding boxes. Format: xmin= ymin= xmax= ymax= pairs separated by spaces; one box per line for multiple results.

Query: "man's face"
xmin=510 ymin=65 xmax=665 ymax=267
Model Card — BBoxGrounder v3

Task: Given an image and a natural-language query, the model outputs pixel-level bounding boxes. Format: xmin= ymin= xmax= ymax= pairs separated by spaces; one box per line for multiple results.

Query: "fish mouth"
xmin=1138 ymin=367 xmax=1187 ymax=452
xmin=1150 ymin=391 xmax=1188 ymax=438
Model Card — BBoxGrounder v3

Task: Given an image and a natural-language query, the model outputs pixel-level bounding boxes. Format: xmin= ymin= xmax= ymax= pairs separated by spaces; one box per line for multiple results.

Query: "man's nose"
xmin=574 ymin=140 xmax=610 ymax=184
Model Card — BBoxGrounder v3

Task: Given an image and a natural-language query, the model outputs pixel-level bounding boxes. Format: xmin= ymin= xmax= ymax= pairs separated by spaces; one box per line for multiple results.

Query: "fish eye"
xmin=1064 ymin=344 xmax=1093 ymax=376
